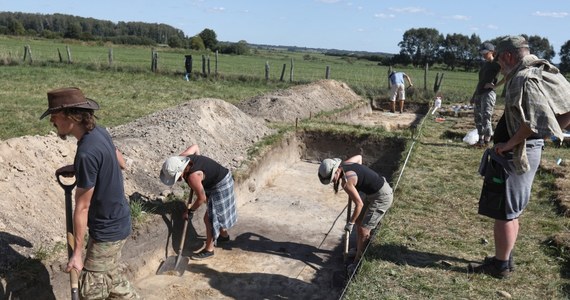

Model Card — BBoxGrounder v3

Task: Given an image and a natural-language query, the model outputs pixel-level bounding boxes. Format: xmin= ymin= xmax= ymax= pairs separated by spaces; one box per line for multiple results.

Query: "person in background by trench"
xmin=388 ymin=71 xmax=413 ymax=113
xmin=318 ymin=155 xmax=393 ymax=273
xmin=160 ymin=144 xmax=237 ymax=260
xmin=470 ymin=42 xmax=503 ymax=148
xmin=468 ymin=35 xmax=570 ymax=279
xmin=42 ymin=87 xmax=140 ymax=299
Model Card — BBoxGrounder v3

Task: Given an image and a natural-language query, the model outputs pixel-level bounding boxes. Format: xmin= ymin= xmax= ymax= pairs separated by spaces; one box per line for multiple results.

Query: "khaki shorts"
xmin=357 ymin=180 xmax=394 ymax=230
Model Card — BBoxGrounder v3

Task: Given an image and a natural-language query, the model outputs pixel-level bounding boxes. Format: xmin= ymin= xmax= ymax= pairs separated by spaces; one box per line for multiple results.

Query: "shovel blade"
xmin=156 ymin=255 xmax=189 ymax=276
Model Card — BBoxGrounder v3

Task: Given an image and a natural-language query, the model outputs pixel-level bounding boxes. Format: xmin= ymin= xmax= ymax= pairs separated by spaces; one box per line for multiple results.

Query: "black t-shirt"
xmin=75 ymin=126 xmax=131 ymax=242
xmin=493 ymin=114 xmax=510 ymax=144
xmin=341 ymin=163 xmax=384 ymax=194
xmin=475 ymin=61 xmax=501 ymax=95
xmin=187 ymin=154 xmax=229 ymax=190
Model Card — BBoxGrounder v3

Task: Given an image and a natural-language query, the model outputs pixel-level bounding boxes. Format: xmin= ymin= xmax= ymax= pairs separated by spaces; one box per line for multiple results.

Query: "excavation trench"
xmin=1 ymin=80 xmax=425 ymax=299
xmin=126 ymin=131 xmax=406 ymax=300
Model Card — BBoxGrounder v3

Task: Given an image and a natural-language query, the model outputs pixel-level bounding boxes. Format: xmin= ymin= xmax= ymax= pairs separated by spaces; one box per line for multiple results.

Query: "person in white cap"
xmin=318 ymin=155 xmax=393 ymax=270
xmin=160 ymin=144 xmax=237 ymax=260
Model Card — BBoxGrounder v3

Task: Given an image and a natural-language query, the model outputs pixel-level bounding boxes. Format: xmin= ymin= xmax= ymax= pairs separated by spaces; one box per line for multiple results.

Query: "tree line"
xmin=391 ymin=27 xmax=570 ymax=74
xmin=0 ymin=11 xmax=249 ymax=55
xmin=1 ymin=12 xmax=570 ymax=73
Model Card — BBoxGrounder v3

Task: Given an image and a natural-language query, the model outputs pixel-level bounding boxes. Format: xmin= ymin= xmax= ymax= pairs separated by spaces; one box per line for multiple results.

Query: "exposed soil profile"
xmin=0 ymin=79 xmax=418 ymax=299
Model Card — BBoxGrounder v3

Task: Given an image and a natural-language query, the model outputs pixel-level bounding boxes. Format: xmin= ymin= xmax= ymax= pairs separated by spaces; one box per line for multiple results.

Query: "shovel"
xmin=156 ymin=189 xmax=194 ymax=276
xmin=56 ymin=172 xmax=79 ymax=300
xmin=343 ymin=196 xmax=352 ymax=263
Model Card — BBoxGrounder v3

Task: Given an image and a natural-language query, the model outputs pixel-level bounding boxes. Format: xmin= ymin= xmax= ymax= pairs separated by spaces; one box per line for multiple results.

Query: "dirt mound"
xmin=236 ymin=79 xmax=365 ymax=122
xmin=0 ymin=80 xmax=363 ymax=278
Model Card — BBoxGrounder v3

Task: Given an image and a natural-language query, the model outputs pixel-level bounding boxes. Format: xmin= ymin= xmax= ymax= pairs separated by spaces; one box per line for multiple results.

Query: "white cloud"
xmin=448 ymin=15 xmax=470 ymax=21
xmin=389 ymin=7 xmax=427 ymax=14
xmin=316 ymin=0 xmax=341 ymax=3
xmin=374 ymin=13 xmax=395 ymax=19
xmin=486 ymin=24 xmax=498 ymax=30
xmin=207 ymin=7 xmax=225 ymax=13
xmin=533 ymin=11 xmax=568 ymax=18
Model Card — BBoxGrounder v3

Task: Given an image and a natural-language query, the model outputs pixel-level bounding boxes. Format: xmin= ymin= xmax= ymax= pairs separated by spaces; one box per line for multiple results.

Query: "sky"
xmin=2 ymin=0 xmax=570 ymax=62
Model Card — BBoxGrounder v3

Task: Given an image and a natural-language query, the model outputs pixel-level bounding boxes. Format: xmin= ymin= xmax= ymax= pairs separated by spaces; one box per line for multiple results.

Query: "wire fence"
xmin=0 ymin=38 xmax=482 ymax=101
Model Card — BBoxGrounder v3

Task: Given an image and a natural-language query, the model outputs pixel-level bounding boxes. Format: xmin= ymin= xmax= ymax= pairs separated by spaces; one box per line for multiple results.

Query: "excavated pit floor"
xmin=131 ymin=117 xmax=415 ymax=299
xmin=134 ymin=160 xmax=349 ymax=300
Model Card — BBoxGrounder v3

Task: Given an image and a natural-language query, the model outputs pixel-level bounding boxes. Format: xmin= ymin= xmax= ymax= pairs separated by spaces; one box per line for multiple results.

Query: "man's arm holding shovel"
xmin=66 ymin=187 xmax=93 ymax=273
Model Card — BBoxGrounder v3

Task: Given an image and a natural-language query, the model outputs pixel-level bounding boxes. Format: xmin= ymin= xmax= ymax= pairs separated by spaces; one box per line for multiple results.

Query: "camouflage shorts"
xmin=80 ymin=238 xmax=140 ymax=300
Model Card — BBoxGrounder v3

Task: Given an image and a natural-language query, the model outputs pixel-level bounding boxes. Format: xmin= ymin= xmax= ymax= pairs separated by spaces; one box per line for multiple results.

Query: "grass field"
xmin=2 ymin=36 xmax=569 ymax=299
xmin=0 ymin=35 xmax=483 ymax=140
xmin=335 ymin=114 xmax=570 ymax=299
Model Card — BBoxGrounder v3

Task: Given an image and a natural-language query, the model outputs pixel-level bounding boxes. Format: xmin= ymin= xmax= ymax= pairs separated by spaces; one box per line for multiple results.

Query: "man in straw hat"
xmin=469 ymin=35 xmax=570 ymax=279
xmin=318 ymin=155 xmax=393 ymax=273
xmin=42 ymin=87 xmax=139 ymax=299
xmin=160 ymin=144 xmax=237 ymax=260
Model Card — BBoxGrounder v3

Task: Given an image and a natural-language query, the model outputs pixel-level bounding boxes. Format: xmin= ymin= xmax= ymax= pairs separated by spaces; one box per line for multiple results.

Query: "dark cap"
xmin=495 ymin=35 xmax=529 ymax=56
xmin=479 ymin=42 xmax=495 ymax=54
xmin=40 ymin=87 xmax=100 ymax=119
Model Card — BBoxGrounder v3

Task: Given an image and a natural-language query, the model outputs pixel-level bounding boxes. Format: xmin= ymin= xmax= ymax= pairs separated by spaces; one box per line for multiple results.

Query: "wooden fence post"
xmin=434 ymin=72 xmax=444 ymax=93
xmin=57 ymin=48 xmax=63 ymax=62
xmin=202 ymin=55 xmax=206 ymax=76
xmin=325 ymin=66 xmax=330 ymax=79
xmin=207 ymin=55 xmax=211 ymax=76
xmin=265 ymin=61 xmax=270 ymax=81
xmin=280 ymin=64 xmax=286 ymax=81
xmin=151 ymin=49 xmax=158 ymax=72
xmin=388 ymin=66 xmax=393 ymax=89
xmin=108 ymin=48 xmax=113 ymax=67
xmin=423 ymin=62 xmax=428 ymax=91
xmin=66 ymin=45 xmax=72 ymax=64
xmin=215 ymin=50 xmax=218 ymax=76
xmin=290 ymin=58 xmax=294 ymax=82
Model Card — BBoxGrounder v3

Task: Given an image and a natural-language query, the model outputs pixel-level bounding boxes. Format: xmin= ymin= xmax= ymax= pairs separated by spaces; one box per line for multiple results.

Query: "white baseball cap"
xmin=318 ymin=158 xmax=342 ymax=185
xmin=160 ymin=156 xmax=191 ymax=186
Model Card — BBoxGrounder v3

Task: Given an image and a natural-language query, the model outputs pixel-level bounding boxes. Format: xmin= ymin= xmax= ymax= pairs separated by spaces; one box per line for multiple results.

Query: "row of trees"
xmin=0 ymin=11 xmax=249 ymax=55
xmin=391 ymin=27 xmax=570 ymax=73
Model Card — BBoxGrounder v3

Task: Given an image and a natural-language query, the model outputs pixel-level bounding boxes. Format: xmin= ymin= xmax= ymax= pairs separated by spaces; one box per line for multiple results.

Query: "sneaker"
xmin=191 ymin=249 xmax=214 ymax=260
xmin=485 ymin=255 xmax=515 ymax=272
xmin=217 ymin=234 xmax=230 ymax=243
xmin=468 ymin=257 xmax=510 ymax=279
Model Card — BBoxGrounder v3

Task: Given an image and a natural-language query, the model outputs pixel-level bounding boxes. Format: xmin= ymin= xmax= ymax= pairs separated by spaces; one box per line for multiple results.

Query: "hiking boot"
xmin=485 ymin=255 xmax=515 ymax=272
xmin=191 ymin=249 xmax=214 ymax=260
xmin=468 ymin=257 xmax=510 ymax=279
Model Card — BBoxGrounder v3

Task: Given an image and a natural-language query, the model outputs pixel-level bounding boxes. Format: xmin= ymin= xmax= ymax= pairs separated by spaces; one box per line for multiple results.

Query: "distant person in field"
xmin=318 ymin=155 xmax=393 ymax=273
xmin=470 ymin=42 xmax=503 ymax=148
xmin=41 ymin=87 xmax=140 ymax=299
xmin=388 ymin=71 xmax=413 ymax=113
xmin=160 ymin=144 xmax=237 ymax=260
xmin=469 ymin=36 xmax=570 ymax=279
